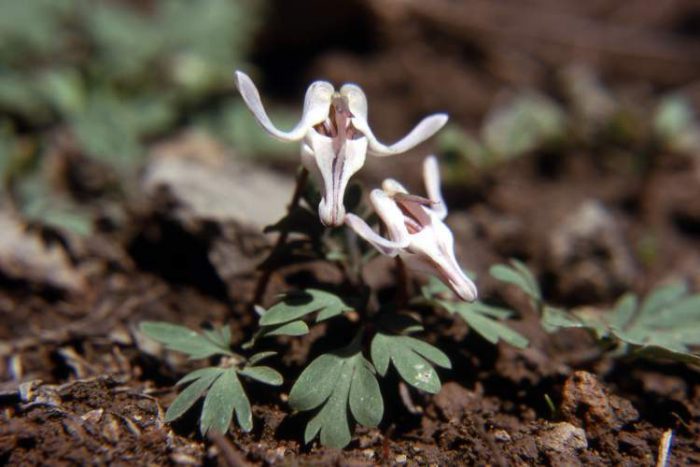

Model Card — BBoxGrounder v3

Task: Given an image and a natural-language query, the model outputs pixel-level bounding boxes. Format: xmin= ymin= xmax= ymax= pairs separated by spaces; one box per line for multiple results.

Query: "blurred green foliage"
xmin=439 ymin=66 xmax=700 ymax=185
xmin=0 ymin=0 xmax=269 ymax=233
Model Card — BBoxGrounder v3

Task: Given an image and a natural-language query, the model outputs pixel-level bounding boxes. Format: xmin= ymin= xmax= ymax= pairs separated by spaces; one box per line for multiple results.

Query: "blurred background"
xmin=0 ymin=0 xmax=699 ymax=303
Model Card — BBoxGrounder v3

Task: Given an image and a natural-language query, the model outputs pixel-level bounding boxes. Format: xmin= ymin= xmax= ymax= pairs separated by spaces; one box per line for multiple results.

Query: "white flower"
xmin=345 ymin=156 xmax=478 ymax=302
xmin=234 ymin=71 xmax=448 ymax=227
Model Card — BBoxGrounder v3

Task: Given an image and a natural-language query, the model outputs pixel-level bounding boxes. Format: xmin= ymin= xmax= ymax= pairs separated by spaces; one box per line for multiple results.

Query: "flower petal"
xmin=340 ymin=83 xmax=368 ymax=122
xmin=235 ymin=70 xmax=333 ymax=142
xmin=369 ymin=189 xmax=410 ymax=248
xmin=410 ymin=220 xmax=477 ymax=302
xmin=306 ymin=131 xmax=367 ymax=227
xmin=423 ymin=156 xmax=447 ymax=220
xmin=381 ymin=178 xmax=408 ymax=195
xmin=353 ymin=113 xmax=448 ymax=157
xmin=345 ymin=214 xmax=401 ymax=256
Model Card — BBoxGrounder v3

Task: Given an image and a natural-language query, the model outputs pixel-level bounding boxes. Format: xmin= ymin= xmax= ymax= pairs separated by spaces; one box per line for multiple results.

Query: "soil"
xmin=2 ymin=1 xmax=700 ymax=465
xmin=1 ymin=142 xmax=699 ymax=465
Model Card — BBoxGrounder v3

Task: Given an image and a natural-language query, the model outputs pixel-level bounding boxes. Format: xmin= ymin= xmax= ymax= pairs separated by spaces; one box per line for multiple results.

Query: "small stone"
xmin=492 ymin=429 xmax=512 ymax=442
xmin=547 ymin=200 xmax=636 ymax=301
xmin=81 ymin=408 xmax=104 ymax=424
xmin=538 ymin=422 xmax=587 ymax=453
xmin=362 ymin=448 xmax=375 ymax=459
xmin=170 ymin=453 xmax=200 ymax=465
xmin=101 ymin=413 xmax=123 ymax=444
xmin=395 ymin=454 xmax=408 ymax=464
xmin=0 ymin=210 xmax=85 ymax=292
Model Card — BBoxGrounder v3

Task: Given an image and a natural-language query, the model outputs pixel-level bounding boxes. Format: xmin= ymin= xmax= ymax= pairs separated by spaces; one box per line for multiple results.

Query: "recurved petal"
xmin=345 ymin=214 xmax=402 ymax=256
xmin=423 ymin=156 xmax=447 ymax=220
xmin=235 ymin=70 xmax=333 ymax=142
xmin=353 ymin=113 xmax=448 ymax=157
xmin=381 ymin=178 xmax=409 ymax=195
xmin=369 ymin=189 xmax=411 ymax=248
xmin=428 ymin=220 xmax=477 ymax=302
xmin=340 ymin=83 xmax=368 ymax=121
xmin=435 ymin=252 xmax=478 ymax=302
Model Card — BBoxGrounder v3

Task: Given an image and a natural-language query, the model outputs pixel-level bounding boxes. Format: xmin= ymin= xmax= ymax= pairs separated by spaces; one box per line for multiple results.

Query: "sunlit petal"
xmin=235 ymin=71 xmax=333 ymax=142
xmin=423 ymin=156 xmax=447 ymax=220
xmin=309 ymin=132 xmax=368 ymax=227
xmin=353 ymin=113 xmax=448 ymax=156
xmin=345 ymin=214 xmax=401 ymax=256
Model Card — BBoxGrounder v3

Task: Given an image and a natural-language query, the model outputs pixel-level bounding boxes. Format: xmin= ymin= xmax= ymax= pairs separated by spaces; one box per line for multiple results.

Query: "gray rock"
xmin=0 ymin=209 xmax=85 ymax=292
xmin=142 ymin=131 xmax=295 ymax=231
xmin=547 ymin=200 xmax=636 ymax=301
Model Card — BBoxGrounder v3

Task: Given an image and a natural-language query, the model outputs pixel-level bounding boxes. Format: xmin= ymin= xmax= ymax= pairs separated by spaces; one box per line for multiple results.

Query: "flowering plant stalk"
xmin=138 ymin=72 xmax=528 ymax=448
xmin=234 ymin=71 xmax=527 ymax=448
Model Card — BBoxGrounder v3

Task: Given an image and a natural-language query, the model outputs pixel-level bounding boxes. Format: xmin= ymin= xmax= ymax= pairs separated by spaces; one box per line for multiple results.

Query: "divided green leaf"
xmin=289 ymin=345 xmax=383 ymax=449
xmin=259 ymin=320 xmax=310 ymax=337
xmin=162 ymin=362 xmax=282 ymax=435
xmin=139 ymin=321 xmax=233 ymax=359
xmin=371 ymin=333 xmax=451 ymax=394
xmin=259 ymin=289 xmax=353 ymax=326
xmin=238 ymin=365 xmax=283 ymax=386
xmin=165 ymin=368 xmax=223 ymax=423
xmin=543 ymin=282 xmax=700 ymax=365
xmin=489 ymin=259 xmax=542 ymax=303
xmin=433 ymin=300 xmax=529 ymax=349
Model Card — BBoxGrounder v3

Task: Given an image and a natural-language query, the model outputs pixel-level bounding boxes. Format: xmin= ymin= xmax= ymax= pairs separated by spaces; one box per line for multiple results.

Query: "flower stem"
xmin=395 ymin=256 xmax=408 ymax=311
xmin=252 ymin=167 xmax=309 ymax=307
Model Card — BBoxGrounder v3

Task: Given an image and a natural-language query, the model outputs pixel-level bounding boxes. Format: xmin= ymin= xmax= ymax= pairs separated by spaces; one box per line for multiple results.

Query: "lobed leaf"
xmin=247 ymin=351 xmax=277 ymax=366
xmin=292 ymin=346 xmax=384 ymax=448
xmin=238 ymin=366 xmax=283 ymax=386
xmin=176 ymin=367 xmax=224 ymax=386
xmin=370 ymin=333 xmax=451 ymax=394
xmin=636 ymin=282 xmax=686 ymax=324
xmin=289 ymin=353 xmax=344 ymax=411
xmin=231 ymin=372 xmax=254 ymax=433
xmin=200 ymin=369 xmax=239 ymax=435
xmin=165 ymin=368 xmax=223 ymax=423
xmin=440 ymin=301 xmax=529 ymax=348
xmin=139 ymin=321 xmax=232 ymax=359
xmin=260 ymin=289 xmax=352 ymax=326
xmin=489 ymin=259 xmax=541 ymax=302
xmin=458 ymin=310 xmax=529 ymax=349
xmin=303 ymin=362 xmax=352 ymax=448
xmin=202 ymin=326 xmax=231 ymax=349
xmin=260 ymin=320 xmax=309 ymax=337
xmin=348 ymin=358 xmax=383 ymax=428
xmin=545 ymin=281 xmax=700 ymax=366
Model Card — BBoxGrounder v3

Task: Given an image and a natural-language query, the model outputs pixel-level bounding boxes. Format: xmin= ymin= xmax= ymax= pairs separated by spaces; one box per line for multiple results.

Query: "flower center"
xmin=315 ymin=94 xmax=360 ymax=153
xmin=393 ymin=193 xmax=435 ymax=235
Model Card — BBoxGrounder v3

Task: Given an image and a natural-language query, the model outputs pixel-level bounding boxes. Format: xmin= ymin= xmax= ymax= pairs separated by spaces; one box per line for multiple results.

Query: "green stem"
xmin=252 ymin=167 xmax=309 ymax=307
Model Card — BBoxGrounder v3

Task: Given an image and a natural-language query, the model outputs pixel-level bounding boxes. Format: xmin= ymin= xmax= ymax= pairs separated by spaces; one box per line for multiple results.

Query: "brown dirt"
xmin=1 ymin=143 xmax=699 ymax=466
xmin=2 ymin=1 xmax=700 ymax=465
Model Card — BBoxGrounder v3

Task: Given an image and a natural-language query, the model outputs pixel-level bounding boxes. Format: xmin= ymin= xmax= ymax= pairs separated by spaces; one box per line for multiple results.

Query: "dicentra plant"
xmin=139 ymin=71 xmax=700 ymax=450
xmin=140 ymin=70 xmax=534 ymax=446
xmin=227 ymin=73 xmax=526 ymax=448
xmin=140 ymin=72 xmax=528 ymax=446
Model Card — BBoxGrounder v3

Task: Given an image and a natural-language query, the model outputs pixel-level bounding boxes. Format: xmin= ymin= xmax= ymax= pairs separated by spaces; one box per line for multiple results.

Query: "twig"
xmin=251 ymin=167 xmax=309 ymax=307
xmin=655 ymin=429 xmax=673 ymax=467
xmin=209 ymin=432 xmax=250 ymax=467
xmin=398 ymin=381 xmax=421 ymax=414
